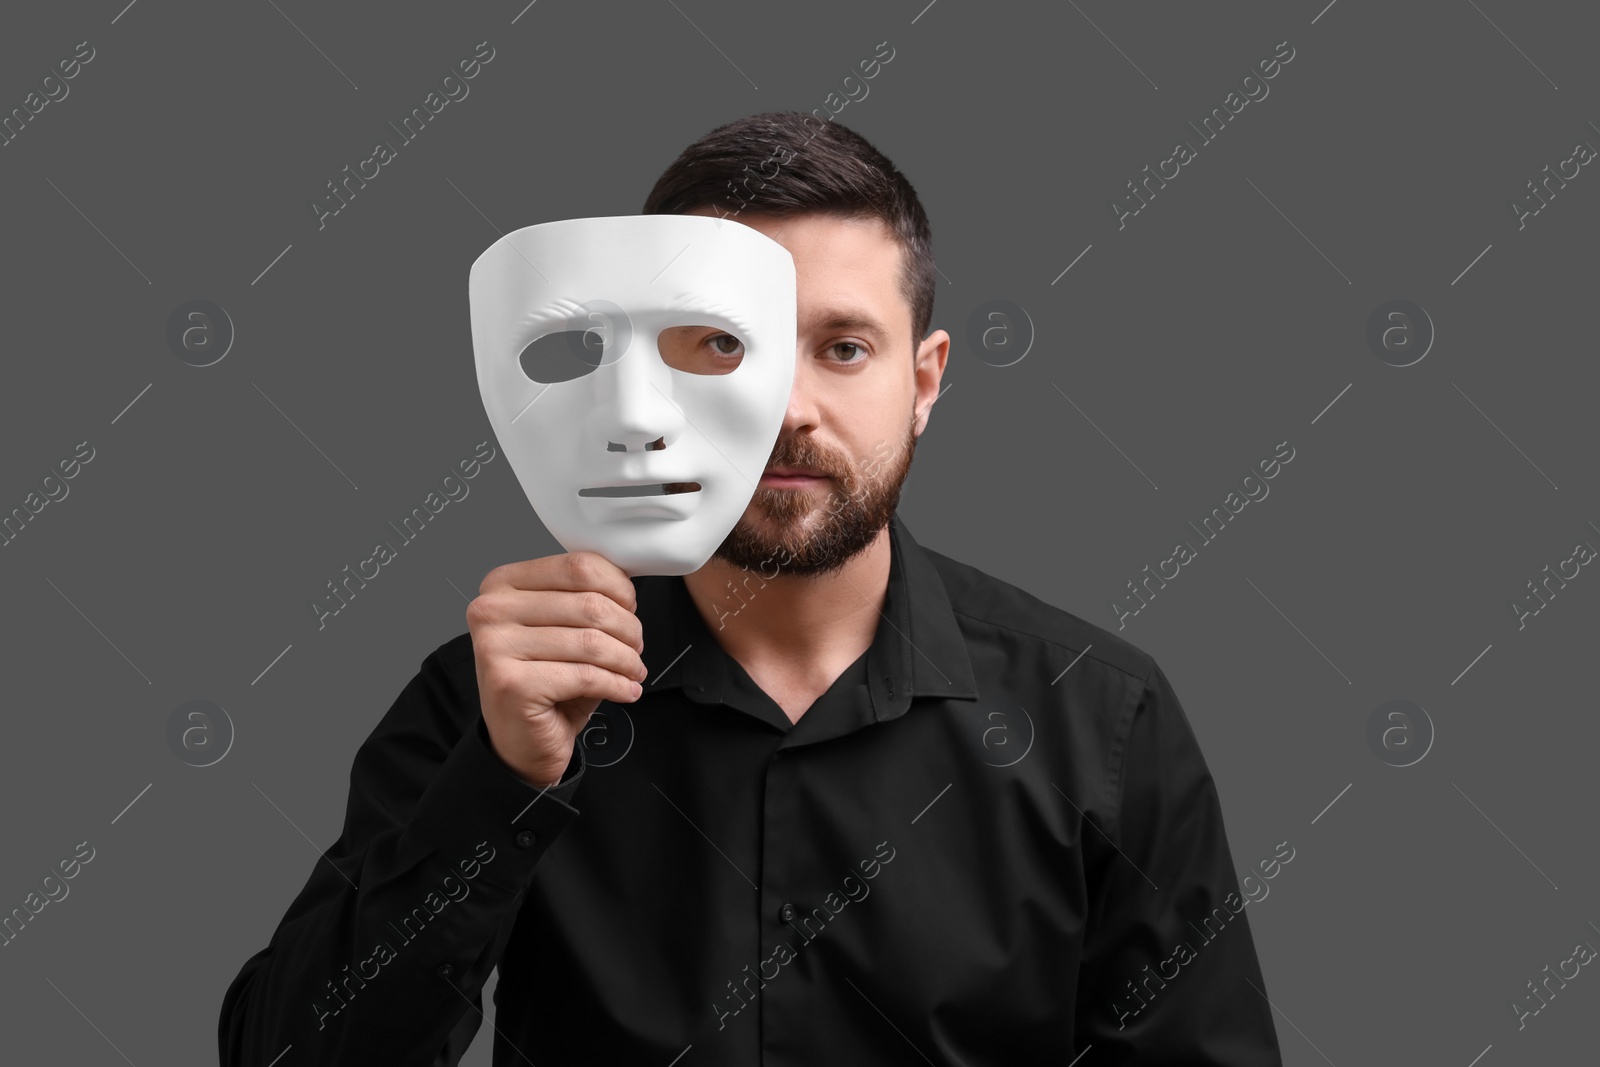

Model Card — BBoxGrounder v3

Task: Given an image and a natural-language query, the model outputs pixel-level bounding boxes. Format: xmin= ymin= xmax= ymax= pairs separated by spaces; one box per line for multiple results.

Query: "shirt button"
xmin=514 ymin=830 xmax=537 ymax=849
xmin=436 ymin=963 xmax=456 ymax=980
xmin=778 ymin=902 xmax=797 ymax=922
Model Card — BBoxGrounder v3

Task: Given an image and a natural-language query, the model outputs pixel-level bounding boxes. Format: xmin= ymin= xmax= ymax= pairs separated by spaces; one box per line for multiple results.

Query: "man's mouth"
xmin=760 ymin=467 xmax=828 ymax=486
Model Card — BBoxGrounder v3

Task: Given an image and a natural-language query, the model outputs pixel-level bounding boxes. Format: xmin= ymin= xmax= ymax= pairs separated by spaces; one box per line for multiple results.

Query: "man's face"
xmin=686 ymin=210 xmax=948 ymax=577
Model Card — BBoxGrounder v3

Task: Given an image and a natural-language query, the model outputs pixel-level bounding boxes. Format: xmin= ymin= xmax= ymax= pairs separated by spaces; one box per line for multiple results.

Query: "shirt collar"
xmin=636 ymin=512 xmax=980 ymax=728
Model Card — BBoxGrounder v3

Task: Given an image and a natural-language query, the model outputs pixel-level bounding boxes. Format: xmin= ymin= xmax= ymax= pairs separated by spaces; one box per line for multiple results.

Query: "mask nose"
xmin=593 ymin=344 xmax=684 ymax=452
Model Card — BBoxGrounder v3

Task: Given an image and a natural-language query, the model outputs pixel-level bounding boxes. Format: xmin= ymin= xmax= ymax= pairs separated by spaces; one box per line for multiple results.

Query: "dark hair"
xmin=641 ymin=110 xmax=936 ymax=348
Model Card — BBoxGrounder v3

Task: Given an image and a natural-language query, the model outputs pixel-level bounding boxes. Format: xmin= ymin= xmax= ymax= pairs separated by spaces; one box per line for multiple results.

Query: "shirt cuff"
xmin=402 ymin=712 xmax=586 ymax=894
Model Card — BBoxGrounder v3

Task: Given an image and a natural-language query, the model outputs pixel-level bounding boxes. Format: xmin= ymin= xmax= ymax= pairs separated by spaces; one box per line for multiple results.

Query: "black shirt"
xmin=218 ymin=513 xmax=1283 ymax=1066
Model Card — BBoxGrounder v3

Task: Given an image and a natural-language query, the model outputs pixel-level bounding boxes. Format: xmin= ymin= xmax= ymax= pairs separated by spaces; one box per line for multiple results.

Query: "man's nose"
xmin=593 ymin=347 xmax=684 ymax=451
xmin=781 ymin=354 xmax=820 ymax=432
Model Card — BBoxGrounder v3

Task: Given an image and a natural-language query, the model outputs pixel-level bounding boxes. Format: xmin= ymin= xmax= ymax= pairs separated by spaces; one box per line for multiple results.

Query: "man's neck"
xmin=682 ymin=526 xmax=891 ymax=721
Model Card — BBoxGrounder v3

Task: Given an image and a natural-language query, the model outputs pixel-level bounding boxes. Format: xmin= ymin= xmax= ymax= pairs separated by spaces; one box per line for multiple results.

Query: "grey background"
xmin=1 ymin=0 xmax=1595 ymax=1063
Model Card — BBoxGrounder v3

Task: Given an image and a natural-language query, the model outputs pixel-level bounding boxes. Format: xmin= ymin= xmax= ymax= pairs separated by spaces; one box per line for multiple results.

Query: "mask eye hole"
xmin=517 ymin=330 xmax=606 ymax=384
xmin=658 ymin=326 xmax=744 ymax=375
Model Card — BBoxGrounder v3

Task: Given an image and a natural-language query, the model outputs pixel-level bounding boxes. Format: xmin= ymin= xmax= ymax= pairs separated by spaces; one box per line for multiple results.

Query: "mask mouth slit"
xmin=578 ymin=482 xmax=702 ymax=498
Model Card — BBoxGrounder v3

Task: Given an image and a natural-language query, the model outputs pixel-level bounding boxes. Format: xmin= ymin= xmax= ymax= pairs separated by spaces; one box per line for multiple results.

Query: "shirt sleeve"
xmin=217 ymin=637 xmax=588 ymax=1067
xmin=1071 ymin=659 xmax=1284 ymax=1064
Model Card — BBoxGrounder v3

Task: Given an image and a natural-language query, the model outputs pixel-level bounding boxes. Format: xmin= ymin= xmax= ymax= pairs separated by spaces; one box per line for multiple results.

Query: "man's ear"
xmin=912 ymin=328 xmax=950 ymax=436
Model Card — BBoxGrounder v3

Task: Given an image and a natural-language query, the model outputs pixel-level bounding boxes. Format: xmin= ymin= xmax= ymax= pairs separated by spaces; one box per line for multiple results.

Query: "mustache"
xmin=766 ymin=436 xmax=849 ymax=478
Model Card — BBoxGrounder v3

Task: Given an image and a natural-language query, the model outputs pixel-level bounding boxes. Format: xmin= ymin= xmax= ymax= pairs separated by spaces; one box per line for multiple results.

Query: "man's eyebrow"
xmin=806 ymin=310 xmax=891 ymax=340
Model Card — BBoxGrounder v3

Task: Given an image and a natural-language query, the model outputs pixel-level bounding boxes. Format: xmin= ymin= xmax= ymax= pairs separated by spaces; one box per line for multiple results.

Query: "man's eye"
xmin=828 ymin=342 xmax=867 ymax=364
xmin=658 ymin=325 xmax=744 ymax=375
xmin=709 ymin=333 xmax=744 ymax=356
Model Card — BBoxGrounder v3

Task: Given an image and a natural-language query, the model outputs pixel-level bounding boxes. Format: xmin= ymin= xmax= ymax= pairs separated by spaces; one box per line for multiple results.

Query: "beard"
xmin=706 ymin=412 xmax=919 ymax=577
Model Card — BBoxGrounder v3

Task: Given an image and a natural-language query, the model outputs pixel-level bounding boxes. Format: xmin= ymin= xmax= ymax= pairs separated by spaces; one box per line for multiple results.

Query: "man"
xmin=219 ymin=111 xmax=1283 ymax=1065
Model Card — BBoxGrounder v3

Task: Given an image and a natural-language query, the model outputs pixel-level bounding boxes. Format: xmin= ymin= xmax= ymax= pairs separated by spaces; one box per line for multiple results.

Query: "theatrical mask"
xmin=469 ymin=214 xmax=797 ymax=575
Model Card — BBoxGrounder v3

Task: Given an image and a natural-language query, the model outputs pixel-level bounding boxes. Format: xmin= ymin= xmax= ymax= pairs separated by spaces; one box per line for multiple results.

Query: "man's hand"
xmin=467 ymin=552 xmax=647 ymax=788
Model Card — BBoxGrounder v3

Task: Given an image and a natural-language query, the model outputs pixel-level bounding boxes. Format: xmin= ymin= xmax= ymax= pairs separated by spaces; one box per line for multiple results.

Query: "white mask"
xmin=469 ymin=214 xmax=797 ymax=576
